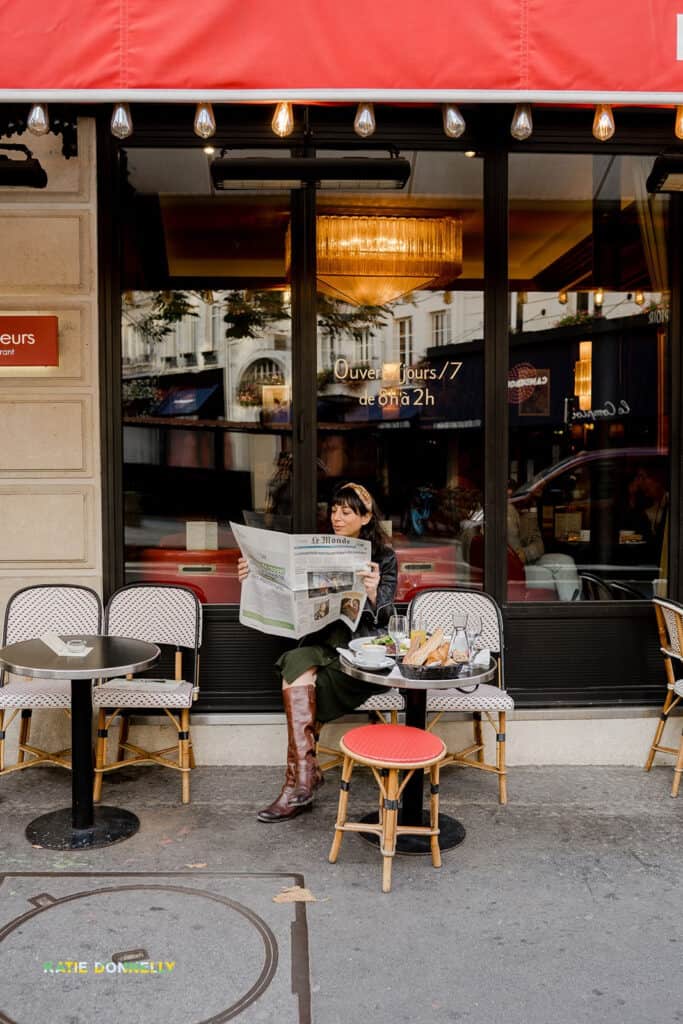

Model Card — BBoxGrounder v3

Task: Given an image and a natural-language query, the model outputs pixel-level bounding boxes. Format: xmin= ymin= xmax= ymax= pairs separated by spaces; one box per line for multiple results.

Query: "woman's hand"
xmin=237 ymin=557 xmax=250 ymax=583
xmin=358 ymin=561 xmax=380 ymax=606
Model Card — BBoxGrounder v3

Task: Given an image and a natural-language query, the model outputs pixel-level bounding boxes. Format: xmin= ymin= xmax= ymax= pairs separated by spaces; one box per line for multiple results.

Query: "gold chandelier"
xmin=286 ymin=215 xmax=462 ymax=307
xmin=316 ymin=215 xmax=462 ymax=306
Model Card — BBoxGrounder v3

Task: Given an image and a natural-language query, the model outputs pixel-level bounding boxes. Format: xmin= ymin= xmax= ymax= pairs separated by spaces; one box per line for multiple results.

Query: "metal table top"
xmin=339 ymin=654 xmax=497 ymax=691
xmin=0 ymin=636 xmax=160 ymax=681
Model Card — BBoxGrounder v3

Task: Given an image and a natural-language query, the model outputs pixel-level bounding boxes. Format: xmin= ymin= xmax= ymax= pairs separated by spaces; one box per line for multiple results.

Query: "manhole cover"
xmin=0 ymin=873 xmax=311 ymax=1024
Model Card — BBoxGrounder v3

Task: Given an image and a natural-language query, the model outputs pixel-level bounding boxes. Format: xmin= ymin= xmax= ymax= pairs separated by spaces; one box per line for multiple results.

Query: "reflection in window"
xmin=431 ymin=309 xmax=451 ymax=346
xmin=508 ymin=153 xmax=670 ymax=602
xmin=394 ymin=316 xmax=413 ymax=365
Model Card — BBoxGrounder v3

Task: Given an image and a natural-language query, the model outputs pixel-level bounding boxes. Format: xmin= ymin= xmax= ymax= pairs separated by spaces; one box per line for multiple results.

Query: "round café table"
xmin=0 ymin=635 xmax=160 ymax=850
xmin=339 ymin=654 xmax=497 ymax=854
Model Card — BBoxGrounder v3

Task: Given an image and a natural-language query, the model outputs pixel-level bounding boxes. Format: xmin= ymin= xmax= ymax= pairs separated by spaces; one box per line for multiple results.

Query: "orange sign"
xmin=0 ymin=316 xmax=59 ymax=366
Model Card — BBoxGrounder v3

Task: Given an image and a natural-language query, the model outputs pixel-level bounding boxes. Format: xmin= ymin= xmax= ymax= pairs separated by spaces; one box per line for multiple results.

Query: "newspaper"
xmin=230 ymin=522 xmax=371 ymax=639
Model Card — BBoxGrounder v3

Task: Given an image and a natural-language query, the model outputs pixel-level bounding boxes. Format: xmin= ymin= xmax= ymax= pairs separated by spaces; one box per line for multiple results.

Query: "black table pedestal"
xmin=26 ymin=806 xmax=140 ymax=851
xmin=356 ymin=687 xmax=466 ymax=855
xmin=25 ymin=679 xmax=140 ymax=850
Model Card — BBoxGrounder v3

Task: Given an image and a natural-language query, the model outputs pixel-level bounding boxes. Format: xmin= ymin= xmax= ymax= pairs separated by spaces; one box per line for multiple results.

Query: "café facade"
xmin=1 ymin=0 xmax=683 ymax=764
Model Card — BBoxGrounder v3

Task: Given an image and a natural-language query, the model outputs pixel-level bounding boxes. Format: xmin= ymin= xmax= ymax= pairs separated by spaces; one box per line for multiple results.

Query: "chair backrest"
xmin=3 ymin=584 xmax=102 ymax=645
xmin=579 ymin=573 xmax=613 ymax=601
xmin=105 ymin=583 xmax=202 ymax=680
xmin=407 ymin=587 xmax=505 ymax=684
xmin=653 ymin=597 xmax=683 ymax=663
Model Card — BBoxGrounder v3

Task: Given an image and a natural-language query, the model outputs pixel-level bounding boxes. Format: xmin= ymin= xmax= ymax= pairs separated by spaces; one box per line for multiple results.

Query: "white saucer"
xmin=353 ymin=655 xmax=395 ymax=671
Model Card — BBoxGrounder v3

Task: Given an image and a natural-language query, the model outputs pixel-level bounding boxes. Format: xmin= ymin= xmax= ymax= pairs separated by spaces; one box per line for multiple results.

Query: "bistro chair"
xmin=408 ymin=587 xmax=513 ymax=804
xmin=0 ymin=584 xmax=102 ymax=776
xmin=93 ymin=584 xmax=202 ymax=804
xmin=329 ymin=723 xmax=446 ymax=893
xmin=644 ymin=597 xmax=683 ymax=795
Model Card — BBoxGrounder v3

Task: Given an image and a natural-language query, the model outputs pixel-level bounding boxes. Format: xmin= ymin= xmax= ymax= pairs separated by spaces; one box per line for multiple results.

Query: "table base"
xmin=25 ymin=806 xmax=140 ymax=851
xmin=357 ymin=811 xmax=465 ymax=855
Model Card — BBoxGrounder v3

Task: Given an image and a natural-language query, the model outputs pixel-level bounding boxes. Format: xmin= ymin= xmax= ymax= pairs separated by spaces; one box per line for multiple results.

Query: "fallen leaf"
xmin=185 ymin=863 xmax=207 ymax=869
xmin=272 ymin=885 xmax=319 ymax=903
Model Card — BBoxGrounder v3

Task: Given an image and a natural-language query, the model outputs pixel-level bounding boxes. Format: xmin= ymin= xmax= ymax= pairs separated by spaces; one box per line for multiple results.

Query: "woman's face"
xmin=330 ymin=501 xmax=370 ymax=538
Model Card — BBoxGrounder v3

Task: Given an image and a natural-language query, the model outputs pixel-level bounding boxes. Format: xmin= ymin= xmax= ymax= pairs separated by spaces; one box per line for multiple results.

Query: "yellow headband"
xmin=345 ymin=482 xmax=373 ymax=513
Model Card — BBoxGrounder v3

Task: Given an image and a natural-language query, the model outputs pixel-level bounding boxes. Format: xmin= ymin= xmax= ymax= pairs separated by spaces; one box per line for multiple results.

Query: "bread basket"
xmin=397 ymin=660 xmax=467 ymax=681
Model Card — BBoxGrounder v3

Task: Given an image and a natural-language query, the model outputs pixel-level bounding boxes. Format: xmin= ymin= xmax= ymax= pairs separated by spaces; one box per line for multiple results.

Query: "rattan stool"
xmin=328 ymin=723 xmax=446 ymax=892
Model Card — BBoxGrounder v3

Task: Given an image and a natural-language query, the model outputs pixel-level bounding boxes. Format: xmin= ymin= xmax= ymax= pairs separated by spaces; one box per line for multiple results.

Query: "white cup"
xmin=355 ymin=644 xmax=386 ymax=667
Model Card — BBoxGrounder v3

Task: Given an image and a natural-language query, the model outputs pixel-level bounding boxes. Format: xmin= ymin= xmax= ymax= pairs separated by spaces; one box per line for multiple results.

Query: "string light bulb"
xmin=634 ymin=289 xmax=645 ymax=306
xmin=594 ymin=287 xmax=604 ymax=307
xmin=271 ymin=102 xmax=294 ymax=137
xmin=675 ymin=106 xmax=683 ymax=140
xmin=442 ymin=104 xmax=465 ymax=138
xmin=354 ymin=102 xmax=376 ymax=138
xmin=110 ymin=103 xmax=133 ymax=140
xmin=193 ymin=102 xmax=216 ymax=139
xmin=592 ymin=104 xmax=615 ymax=141
xmin=510 ymin=103 xmax=533 ymax=141
xmin=27 ymin=103 xmax=49 ymax=136
xmin=558 ymin=290 xmax=568 ymax=305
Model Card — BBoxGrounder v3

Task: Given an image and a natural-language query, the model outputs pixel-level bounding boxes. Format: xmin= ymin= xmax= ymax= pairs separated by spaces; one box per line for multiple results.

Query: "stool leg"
xmin=378 ymin=767 xmax=388 ymax=826
xmin=0 ymin=710 xmax=5 ymax=772
xmin=671 ymin=729 xmax=683 ymax=797
xmin=93 ymin=708 xmax=107 ymax=803
xmin=429 ymin=764 xmax=442 ymax=868
xmin=497 ymin=711 xmax=508 ymax=805
xmin=381 ymin=769 xmax=399 ymax=893
xmin=329 ymin=755 xmax=354 ymax=863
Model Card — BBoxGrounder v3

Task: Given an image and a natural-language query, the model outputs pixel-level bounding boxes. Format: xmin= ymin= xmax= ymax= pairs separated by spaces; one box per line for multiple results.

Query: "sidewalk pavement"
xmin=1 ymin=764 xmax=682 ymax=1024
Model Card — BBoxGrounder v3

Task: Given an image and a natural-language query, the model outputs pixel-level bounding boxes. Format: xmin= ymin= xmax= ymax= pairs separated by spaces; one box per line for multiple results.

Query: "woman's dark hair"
xmin=329 ymin=483 xmax=392 ymax=557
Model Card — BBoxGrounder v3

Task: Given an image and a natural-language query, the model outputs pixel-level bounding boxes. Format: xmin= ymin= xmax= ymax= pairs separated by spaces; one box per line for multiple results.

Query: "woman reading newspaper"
xmin=238 ymin=482 xmax=397 ymax=822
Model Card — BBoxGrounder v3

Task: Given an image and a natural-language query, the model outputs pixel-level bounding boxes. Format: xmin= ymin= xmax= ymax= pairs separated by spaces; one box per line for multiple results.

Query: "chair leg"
xmin=474 ymin=712 xmax=484 ymax=763
xmin=645 ymin=691 xmax=675 ymax=771
xmin=18 ymin=709 xmax=32 ymax=763
xmin=497 ymin=711 xmax=508 ymax=805
xmin=381 ymin=769 xmax=399 ymax=893
xmin=329 ymin=755 xmax=354 ymax=863
xmin=0 ymin=709 xmax=4 ymax=772
xmin=117 ymin=713 xmax=130 ymax=762
xmin=429 ymin=764 xmax=442 ymax=869
xmin=389 ymin=710 xmax=398 ymax=725
xmin=93 ymin=708 xmax=107 ymax=803
xmin=671 ymin=729 xmax=683 ymax=797
xmin=180 ymin=708 xmax=191 ymax=804
xmin=188 ymin=739 xmax=197 ymax=770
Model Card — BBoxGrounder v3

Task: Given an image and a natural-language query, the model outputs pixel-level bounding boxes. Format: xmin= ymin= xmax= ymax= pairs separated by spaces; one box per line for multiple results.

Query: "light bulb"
xmin=442 ymin=104 xmax=465 ymax=138
xmin=675 ymin=106 xmax=683 ymax=140
xmin=27 ymin=103 xmax=49 ymax=136
xmin=464 ymin=150 xmax=476 ymax=158
xmin=594 ymin=287 xmax=604 ymax=307
xmin=634 ymin=289 xmax=645 ymax=306
xmin=510 ymin=103 xmax=533 ymax=141
xmin=203 ymin=145 xmax=215 ymax=155
xmin=354 ymin=102 xmax=376 ymax=138
xmin=110 ymin=103 xmax=133 ymax=140
xmin=271 ymin=102 xmax=294 ymax=137
xmin=194 ymin=102 xmax=216 ymax=139
xmin=558 ymin=290 xmax=568 ymax=305
xmin=592 ymin=104 xmax=615 ymax=141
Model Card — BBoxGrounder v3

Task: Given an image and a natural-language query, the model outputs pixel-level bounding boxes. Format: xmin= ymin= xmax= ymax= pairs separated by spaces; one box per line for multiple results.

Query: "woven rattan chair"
xmin=644 ymin=597 xmax=683 ymax=795
xmin=93 ymin=584 xmax=202 ymax=804
xmin=408 ymin=587 xmax=513 ymax=804
xmin=329 ymin=723 xmax=446 ymax=892
xmin=0 ymin=584 xmax=102 ymax=775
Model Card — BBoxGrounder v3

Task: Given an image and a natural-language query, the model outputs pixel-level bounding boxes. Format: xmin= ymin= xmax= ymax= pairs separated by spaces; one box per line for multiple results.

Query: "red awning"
xmin=2 ymin=0 xmax=683 ymax=101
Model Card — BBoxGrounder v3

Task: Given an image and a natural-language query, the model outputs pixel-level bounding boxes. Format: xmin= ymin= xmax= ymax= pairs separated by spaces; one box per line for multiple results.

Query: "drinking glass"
xmin=388 ymin=614 xmax=408 ymax=656
xmin=466 ymin=613 xmax=483 ymax=653
xmin=409 ymin=614 xmax=427 ymax=646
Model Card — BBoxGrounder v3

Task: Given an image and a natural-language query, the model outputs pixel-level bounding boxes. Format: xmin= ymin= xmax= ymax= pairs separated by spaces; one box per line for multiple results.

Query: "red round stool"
xmin=329 ymin=723 xmax=446 ymax=893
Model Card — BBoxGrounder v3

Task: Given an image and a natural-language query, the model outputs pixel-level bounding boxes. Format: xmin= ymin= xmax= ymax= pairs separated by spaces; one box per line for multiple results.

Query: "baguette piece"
xmin=404 ymin=627 xmax=445 ymax=667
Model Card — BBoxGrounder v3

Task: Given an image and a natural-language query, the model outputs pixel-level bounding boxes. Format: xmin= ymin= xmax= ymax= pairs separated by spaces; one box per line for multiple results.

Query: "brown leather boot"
xmin=258 ymin=684 xmax=323 ymax=822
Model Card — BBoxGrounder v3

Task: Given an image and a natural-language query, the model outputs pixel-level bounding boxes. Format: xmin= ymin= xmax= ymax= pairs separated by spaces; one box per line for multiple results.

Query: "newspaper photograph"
xmin=230 ymin=522 xmax=371 ymax=639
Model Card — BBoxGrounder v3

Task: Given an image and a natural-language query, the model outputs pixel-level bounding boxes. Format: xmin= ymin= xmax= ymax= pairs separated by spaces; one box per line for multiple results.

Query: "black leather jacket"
xmin=352 ymin=545 xmax=398 ymax=639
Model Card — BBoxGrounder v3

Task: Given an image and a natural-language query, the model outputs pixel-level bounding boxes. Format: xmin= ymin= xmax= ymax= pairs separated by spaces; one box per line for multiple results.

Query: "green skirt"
xmin=275 ymin=639 xmax=388 ymax=723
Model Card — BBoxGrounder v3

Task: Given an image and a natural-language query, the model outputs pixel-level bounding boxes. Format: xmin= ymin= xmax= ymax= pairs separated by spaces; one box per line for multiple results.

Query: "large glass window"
xmin=315 ymin=151 xmax=484 ymax=602
xmin=120 ymin=168 xmax=292 ymax=604
xmin=508 ymin=154 xmax=670 ymax=601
